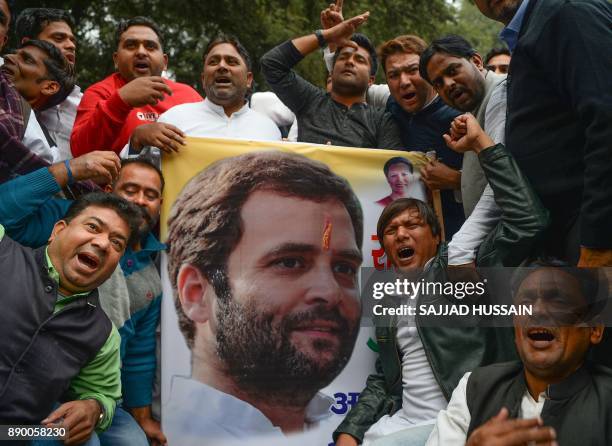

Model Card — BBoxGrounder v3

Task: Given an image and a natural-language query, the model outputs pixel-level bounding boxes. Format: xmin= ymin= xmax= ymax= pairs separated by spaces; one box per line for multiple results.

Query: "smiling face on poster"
xmin=159 ymin=139 xmax=435 ymax=445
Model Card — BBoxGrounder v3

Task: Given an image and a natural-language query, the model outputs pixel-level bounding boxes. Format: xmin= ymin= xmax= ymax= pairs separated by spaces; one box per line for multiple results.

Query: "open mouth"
xmin=134 ymin=61 xmax=150 ymax=72
xmin=0 ymin=64 xmax=15 ymax=78
xmin=214 ymin=76 xmax=232 ymax=86
xmin=402 ymin=92 xmax=416 ymax=101
xmin=398 ymin=247 xmax=415 ymax=260
xmin=77 ymin=252 xmax=100 ymax=271
xmin=65 ymin=53 xmax=76 ymax=64
xmin=527 ymin=327 xmax=556 ymax=343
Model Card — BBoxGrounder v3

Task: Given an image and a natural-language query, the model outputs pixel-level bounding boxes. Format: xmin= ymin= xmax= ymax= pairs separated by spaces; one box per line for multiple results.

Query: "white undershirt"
xmin=363 ymin=268 xmax=447 ymax=444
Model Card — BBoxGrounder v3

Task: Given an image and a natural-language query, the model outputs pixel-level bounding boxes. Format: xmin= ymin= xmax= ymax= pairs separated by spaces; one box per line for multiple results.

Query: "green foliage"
xmin=6 ymin=0 xmax=502 ymax=92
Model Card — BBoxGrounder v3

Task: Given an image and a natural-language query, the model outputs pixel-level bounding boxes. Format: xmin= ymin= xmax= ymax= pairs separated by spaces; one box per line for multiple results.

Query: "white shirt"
xmin=22 ymin=112 xmax=56 ymax=163
xmin=158 ymin=99 xmax=282 ymax=141
xmin=250 ymin=91 xmax=298 ymax=142
xmin=39 ymin=85 xmax=82 ymax=161
xmin=448 ymin=81 xmax=507 ymax=265
xmin=425 ymin=372 xmax=546 ymax=446
xmin=164 ymin=376 xmax=333 ymax=446
xmin=363 ymin=259 xmax=446 ymax=444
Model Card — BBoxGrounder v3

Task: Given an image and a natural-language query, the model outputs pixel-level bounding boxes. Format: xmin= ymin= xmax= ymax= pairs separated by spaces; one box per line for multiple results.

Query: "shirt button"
xmin=127 ymin=260 xmax=134 ymax=267
xmin=45 ymin=285 xmax=53 ymax=293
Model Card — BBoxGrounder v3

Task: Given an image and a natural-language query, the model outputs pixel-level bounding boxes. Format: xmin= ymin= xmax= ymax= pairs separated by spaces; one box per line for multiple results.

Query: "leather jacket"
xmin=334 ymin=143 xmax=550 ymax=443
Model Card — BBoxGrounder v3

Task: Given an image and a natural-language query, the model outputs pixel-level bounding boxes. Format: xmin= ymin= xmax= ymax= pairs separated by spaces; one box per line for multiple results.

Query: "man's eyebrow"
xmin=123 ymin=38 xmax=159 ymax=47
xmin=263 ymin=242 xmax=362 ymax=263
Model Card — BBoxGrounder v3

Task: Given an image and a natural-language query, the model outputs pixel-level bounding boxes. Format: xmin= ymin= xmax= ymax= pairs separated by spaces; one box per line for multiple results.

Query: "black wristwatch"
xmin=315 ymin=29 xmax=327 ymax=49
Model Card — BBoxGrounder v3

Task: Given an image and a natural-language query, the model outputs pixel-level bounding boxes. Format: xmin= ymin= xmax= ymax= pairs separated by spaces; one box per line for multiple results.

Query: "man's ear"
xmin=246 ymin=71 xmax=254 ymax=90
xmin=103 ymin=184 xmax=113 ymax=193
xmin=112 ymin=51 xmax=118 ymax=70
xmin=177 ymin=264 xmax=212 ymax=323
xmin=590 ymin=324 xmax=605 ymax=345
xmin=471 ymin=53 xmax=484 ymax=71
xmin=48 ymin=219 xmax=68 ymax=244
xmin=368 ymin=75 xmax=375 ymax=87
xmin=41 ymin=80 xmax=60 ymax=97
xmin=163 ymin=53 xmax=168 ymax=72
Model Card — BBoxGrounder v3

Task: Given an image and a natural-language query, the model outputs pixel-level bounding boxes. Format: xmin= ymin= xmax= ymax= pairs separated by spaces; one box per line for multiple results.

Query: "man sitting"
xmin=0 ymin=191 xmax=141 ymax=445
xmin=334 ymin=114 xmax=548 ymax=446
xmin=426 ymin=263 xmax=611 ymax=446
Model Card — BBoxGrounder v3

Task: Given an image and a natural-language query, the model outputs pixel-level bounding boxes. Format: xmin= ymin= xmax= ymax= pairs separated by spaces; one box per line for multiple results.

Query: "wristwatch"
xmin=315 ymin=29 xmax=327 ymax=49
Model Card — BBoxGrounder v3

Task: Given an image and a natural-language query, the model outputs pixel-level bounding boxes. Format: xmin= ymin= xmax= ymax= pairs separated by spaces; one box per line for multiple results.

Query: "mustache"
xmin=282 ymin=305 xmax=354 ymax=334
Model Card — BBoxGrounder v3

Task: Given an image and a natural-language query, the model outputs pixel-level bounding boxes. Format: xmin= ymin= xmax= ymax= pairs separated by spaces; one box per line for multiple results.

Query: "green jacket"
xmin=334 ymin=143 xmax=549 ymax=443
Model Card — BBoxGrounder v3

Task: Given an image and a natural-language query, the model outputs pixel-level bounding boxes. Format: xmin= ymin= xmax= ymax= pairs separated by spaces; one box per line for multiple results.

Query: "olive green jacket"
xmin=334 ymin=143 xmax=550 ymax=443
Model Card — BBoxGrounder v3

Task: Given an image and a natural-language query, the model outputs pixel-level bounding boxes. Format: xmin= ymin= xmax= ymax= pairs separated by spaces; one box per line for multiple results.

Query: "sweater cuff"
xmin=286 ymin=40 xmax=306 ymax=65
xmin=102 ymin=90 xmax=133 ymax=123
xmin=121 ymin=370 xmax=154 ymax=408
xmin=29 ymin=167 xmax=62 ymax=196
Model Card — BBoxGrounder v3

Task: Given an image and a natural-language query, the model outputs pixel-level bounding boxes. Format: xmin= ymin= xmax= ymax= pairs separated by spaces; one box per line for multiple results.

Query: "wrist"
xmin=474 ymin=133 xmax=495 ymax=153
xmin=86 ymin=398 xmax=104 ymax=427
xmin=314 ymin=29 xmax=327 ymax=48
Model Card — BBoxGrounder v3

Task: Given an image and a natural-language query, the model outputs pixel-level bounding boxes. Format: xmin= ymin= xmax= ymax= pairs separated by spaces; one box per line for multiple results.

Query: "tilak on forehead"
xmin=322 ymin=216 xmax=333 ymax=251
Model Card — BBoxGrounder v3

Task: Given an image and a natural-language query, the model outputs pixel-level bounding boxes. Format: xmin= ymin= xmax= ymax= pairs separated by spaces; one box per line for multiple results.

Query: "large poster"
xmin=159 ymin=137 xmax=435 ymax=446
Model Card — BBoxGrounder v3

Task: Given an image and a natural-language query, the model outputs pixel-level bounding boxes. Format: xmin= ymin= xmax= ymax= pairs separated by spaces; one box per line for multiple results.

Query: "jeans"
xmin=98 ymin=406 xmax=148 ymax=446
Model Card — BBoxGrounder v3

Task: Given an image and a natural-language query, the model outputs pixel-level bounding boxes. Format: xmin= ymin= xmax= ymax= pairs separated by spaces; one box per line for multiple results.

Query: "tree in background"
xmin=5 ymin=0 xmax=500 ymax=93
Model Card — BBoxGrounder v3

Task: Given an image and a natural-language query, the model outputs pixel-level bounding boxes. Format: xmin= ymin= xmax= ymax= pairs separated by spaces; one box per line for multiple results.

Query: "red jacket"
xmin=70 ymin=72 xmax=202 ymax=156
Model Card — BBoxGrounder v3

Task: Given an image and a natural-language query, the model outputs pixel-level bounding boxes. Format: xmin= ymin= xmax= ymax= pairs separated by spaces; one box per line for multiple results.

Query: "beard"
xmin=211 ymin=270 xmax=359 ymax=406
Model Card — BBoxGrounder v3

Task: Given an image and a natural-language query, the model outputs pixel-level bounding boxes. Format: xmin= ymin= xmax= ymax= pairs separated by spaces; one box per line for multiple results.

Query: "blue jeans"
xmin=31 ymin=432 xmax=99 ymax=446
xmin=98 ymin=407 xmax=148 ymax=446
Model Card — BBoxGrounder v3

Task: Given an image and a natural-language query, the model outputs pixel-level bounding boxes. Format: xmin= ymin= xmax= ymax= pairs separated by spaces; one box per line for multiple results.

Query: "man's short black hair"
xmin=383 ymin=157 xmax=413 ymax=176
xmin=511 ymin=259 xmax=610 ymax=321
xmin=15 ymin=8 xmax=74 ymax=41
xmin=484 ymin=45 xmax=511 ymax=65
xmin=21 ymin=39 xmax=75 ymax=109
xmin=120 ymin=156 xmax=165 ymax=192
xmin=63 ymin=192 xmax=143 ymax=247
xmin=202 ymin=34 xmax=252 ymax=71
xmin=332 ymin=32 xmax=378 ymax=76
xmin=419 ymin=34 xmax=478 ymax=83
xmin=376 ymin=198 xmax=441 ymax=247
xmin=115 ymin=16 xmax=164 ymax=49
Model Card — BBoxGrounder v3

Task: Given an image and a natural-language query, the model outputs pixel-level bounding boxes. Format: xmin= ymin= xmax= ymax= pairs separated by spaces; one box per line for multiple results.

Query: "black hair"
xmin=0 ymin=0 xmax=12 ymax=28
xmin=15 ymin=8 xmax=74 ymax=41
xmin=484 ymin=45 xmax=511 ymax=65
xmin=511 ymin=259 xmax=610 ymax=321
xmin=383 ymin=157 xmax=413 ymax=176
xmin=115 ymin=16 xmax=164 ymax=49
xmin=63 ymin=192 xmax=143 ymax=248
xmin=20 ymin=39 xmax=75 ymax=109
xmin=419 ymin=34 xmax=478 ymax=83
xmin=376 ymin=198 xmax=441 ymax=247
xmin=332 ymin=32 xmax=378 ymax=76
xmin=203 ymin=33 xmax=252 ymax=71
xmin=120 ymin=156 xmax=165 ymax=192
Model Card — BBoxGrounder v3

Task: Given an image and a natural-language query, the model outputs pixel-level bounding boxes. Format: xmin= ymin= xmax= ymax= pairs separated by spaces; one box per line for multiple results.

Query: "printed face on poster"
xmin=159 ymin=137 xmax=436 ymax=446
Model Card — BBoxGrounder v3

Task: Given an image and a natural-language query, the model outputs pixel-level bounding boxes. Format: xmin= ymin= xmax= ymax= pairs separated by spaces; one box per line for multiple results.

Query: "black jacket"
xmin=506 ymin=0 xmax=612 ymax=252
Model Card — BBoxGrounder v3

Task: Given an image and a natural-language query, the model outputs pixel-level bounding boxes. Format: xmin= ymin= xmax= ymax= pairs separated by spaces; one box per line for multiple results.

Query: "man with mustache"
xmin=1 ymin=39 xmax=75 ymax=165
xmin=0 ymin=152 xmax=168 ymax=446
xmin=15 ymin=7 xmax=81 ymax=161
xmin=419 ymin=35 xmax=506 ymax=223
xmin=0 ymin=187 xmax=142 ymax=446
xmin=70 ymin=16 xmax=202 ymax=157
xmin=334 ymin=114 xmax=547 ymax=446
xmin=426 ymin=263 xmax=611 ymax=446
xmin=165 ymin=151 xmax=363 ymax=444
xmin=147 ymin=34 xmax=281 ymax=146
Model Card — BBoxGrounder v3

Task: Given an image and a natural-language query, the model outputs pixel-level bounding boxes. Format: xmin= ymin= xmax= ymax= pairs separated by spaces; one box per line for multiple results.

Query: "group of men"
xmin=0 ymin=0 xmax=610 ymax=445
